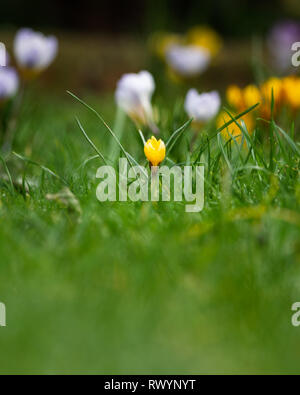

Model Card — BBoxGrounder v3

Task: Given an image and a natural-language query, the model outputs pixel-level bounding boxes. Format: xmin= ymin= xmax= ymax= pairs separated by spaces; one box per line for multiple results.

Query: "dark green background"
xmin=0 ymin=0 xmax=299 ymax=36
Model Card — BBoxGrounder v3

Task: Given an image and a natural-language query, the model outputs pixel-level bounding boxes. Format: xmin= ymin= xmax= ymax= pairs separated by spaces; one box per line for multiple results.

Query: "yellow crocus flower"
xmin=144 ymin=136 xmax=166 ymax=167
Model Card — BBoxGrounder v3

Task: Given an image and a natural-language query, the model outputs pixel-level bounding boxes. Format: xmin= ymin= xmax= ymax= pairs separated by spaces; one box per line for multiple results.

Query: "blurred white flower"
xmin=0 ymin=43 xmax=7 ymax=67
xmin=14 ymin=28 xmax=58 ymax=73
xmin=0 ymin=67 xmax=19 ymax=100
xmin=166 ymin=45 xmax=211 ymax=77
xmin=185 ymin=89 xmax=221 ymax=122
xmin=115 ymin=71 xmax=155 ymax=127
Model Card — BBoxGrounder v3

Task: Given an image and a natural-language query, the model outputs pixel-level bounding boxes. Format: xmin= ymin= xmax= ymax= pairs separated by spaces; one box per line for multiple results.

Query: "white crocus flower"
xmin=0 ymin=67 xmax=19 ymax=100
xmin=115 ymin=71 xmax=156 ymax=129
xmin=185 ymin=89 xmax=221 ymax=122
xmin=166 ymin=45 xmax=211 ymax=77
xmin=14 ymin=28 xmax=58 ymax=75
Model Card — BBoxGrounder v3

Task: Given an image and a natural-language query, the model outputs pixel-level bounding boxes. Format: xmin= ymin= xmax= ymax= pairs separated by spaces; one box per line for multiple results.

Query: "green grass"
xmin=0 ymin=87 xmax=299 ymax=374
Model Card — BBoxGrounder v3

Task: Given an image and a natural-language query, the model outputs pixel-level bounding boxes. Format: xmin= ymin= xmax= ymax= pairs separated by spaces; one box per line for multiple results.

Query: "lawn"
xmin=0 ymin=81 xmax=299 ymax=374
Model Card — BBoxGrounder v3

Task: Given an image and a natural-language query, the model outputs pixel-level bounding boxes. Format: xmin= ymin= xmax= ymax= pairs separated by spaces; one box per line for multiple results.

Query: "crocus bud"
xmin=185 ymin=89 xmax=221 ymax=123
xmin=0 ymin=67 xmax=19 ymax=101
xmin=115 ymin=71 xmax=156 ymax=129
xmin=144 ymin=136 xmax=166 ymax=167
xmin=166 ymin=44 xmax=211 ymax=78
xmin=14 ymin=28 xmax=58 ymax=78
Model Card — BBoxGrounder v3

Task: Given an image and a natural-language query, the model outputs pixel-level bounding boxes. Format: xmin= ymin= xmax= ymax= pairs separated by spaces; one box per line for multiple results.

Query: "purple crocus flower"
xmin=166 ymin=44 xmax=211 ymax=77
xmin=14 ymin=28 xmax=58 ymax=72
xmin=0 ymin=67 xmax=19 ymax=100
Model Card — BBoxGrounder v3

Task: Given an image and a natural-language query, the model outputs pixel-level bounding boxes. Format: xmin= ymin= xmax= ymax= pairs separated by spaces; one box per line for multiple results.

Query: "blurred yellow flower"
xmin=260 ymin=77 xmax=283 ymax=118
xmin=243 ymin=85 xmax=261 ymax=109
xmin=226 ymin=85 xmax=244 ymax=111
xmin=282 ymin=75 xmax=300 ymax=110
xmin=226 ymin=75 xmax=300 ymax=122
xmin=260 ymin=77 xmax=283 ymax=104
xmin=226 ymin=84 xmax=261 ymax=112
xmin=217 ymin=111 xmax=254 ymax=143
xmin=144 ymin=136 xmax=166 ymax=166
xmin=187 ymin=26 xmax=222 ymax=57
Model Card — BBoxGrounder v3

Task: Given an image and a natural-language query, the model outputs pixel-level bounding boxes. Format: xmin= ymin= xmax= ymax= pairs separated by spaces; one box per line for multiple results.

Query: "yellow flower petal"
xmin=243 ymin=84 xmax=261 ymax=108
xmin=144 ymin=136 xmax=166 ymax=166
xmin=226 ymin=85 xmax=245 ymax=111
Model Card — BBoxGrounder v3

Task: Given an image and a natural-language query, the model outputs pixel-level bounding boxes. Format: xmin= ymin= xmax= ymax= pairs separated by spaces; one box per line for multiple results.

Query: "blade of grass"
xmin=193 ymin=103 xmax=260 ymax=164
xmin=269 ymin=89 xmax=276 ymax=171
xmin=273 ymin=122 xmax=289 ymax=163
xmin=226 ymin=129 xmax=246 ymax=167
xmin=138 ymin=129 xmax=146 ymax=145
xmin=217 ymin=134 xmax=233 ymax=173
xmin=76 ymin=118 xmax=108 ymax=165
xmin=68 ymin=91 xmax=135 ymax=168
xmin=259 ymin=118 xmax=300 ymax=156
xmin=0 ymin=152 xmax=15 ymax=195
xmin=224 ymin=109 xmax=267 ymax=169
xmin=76 ymin=155 xmax=108 ymax=172
xmin=211 ymin=103 xmax=259 ymax=141
xmin=109 ymin=107 xmax=126 ymax=164
xmin=233 ymin=165 xmax=273 ymax=179
xmin=207 ymin=137 xmax=211 ymax=177
xmin=125 ymin=152 xmax=148 ymax=179
xmin=166 ymin=119 xmax=193 ymax=154
xmin=274 ymin=124 xmax=300 ymax=157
